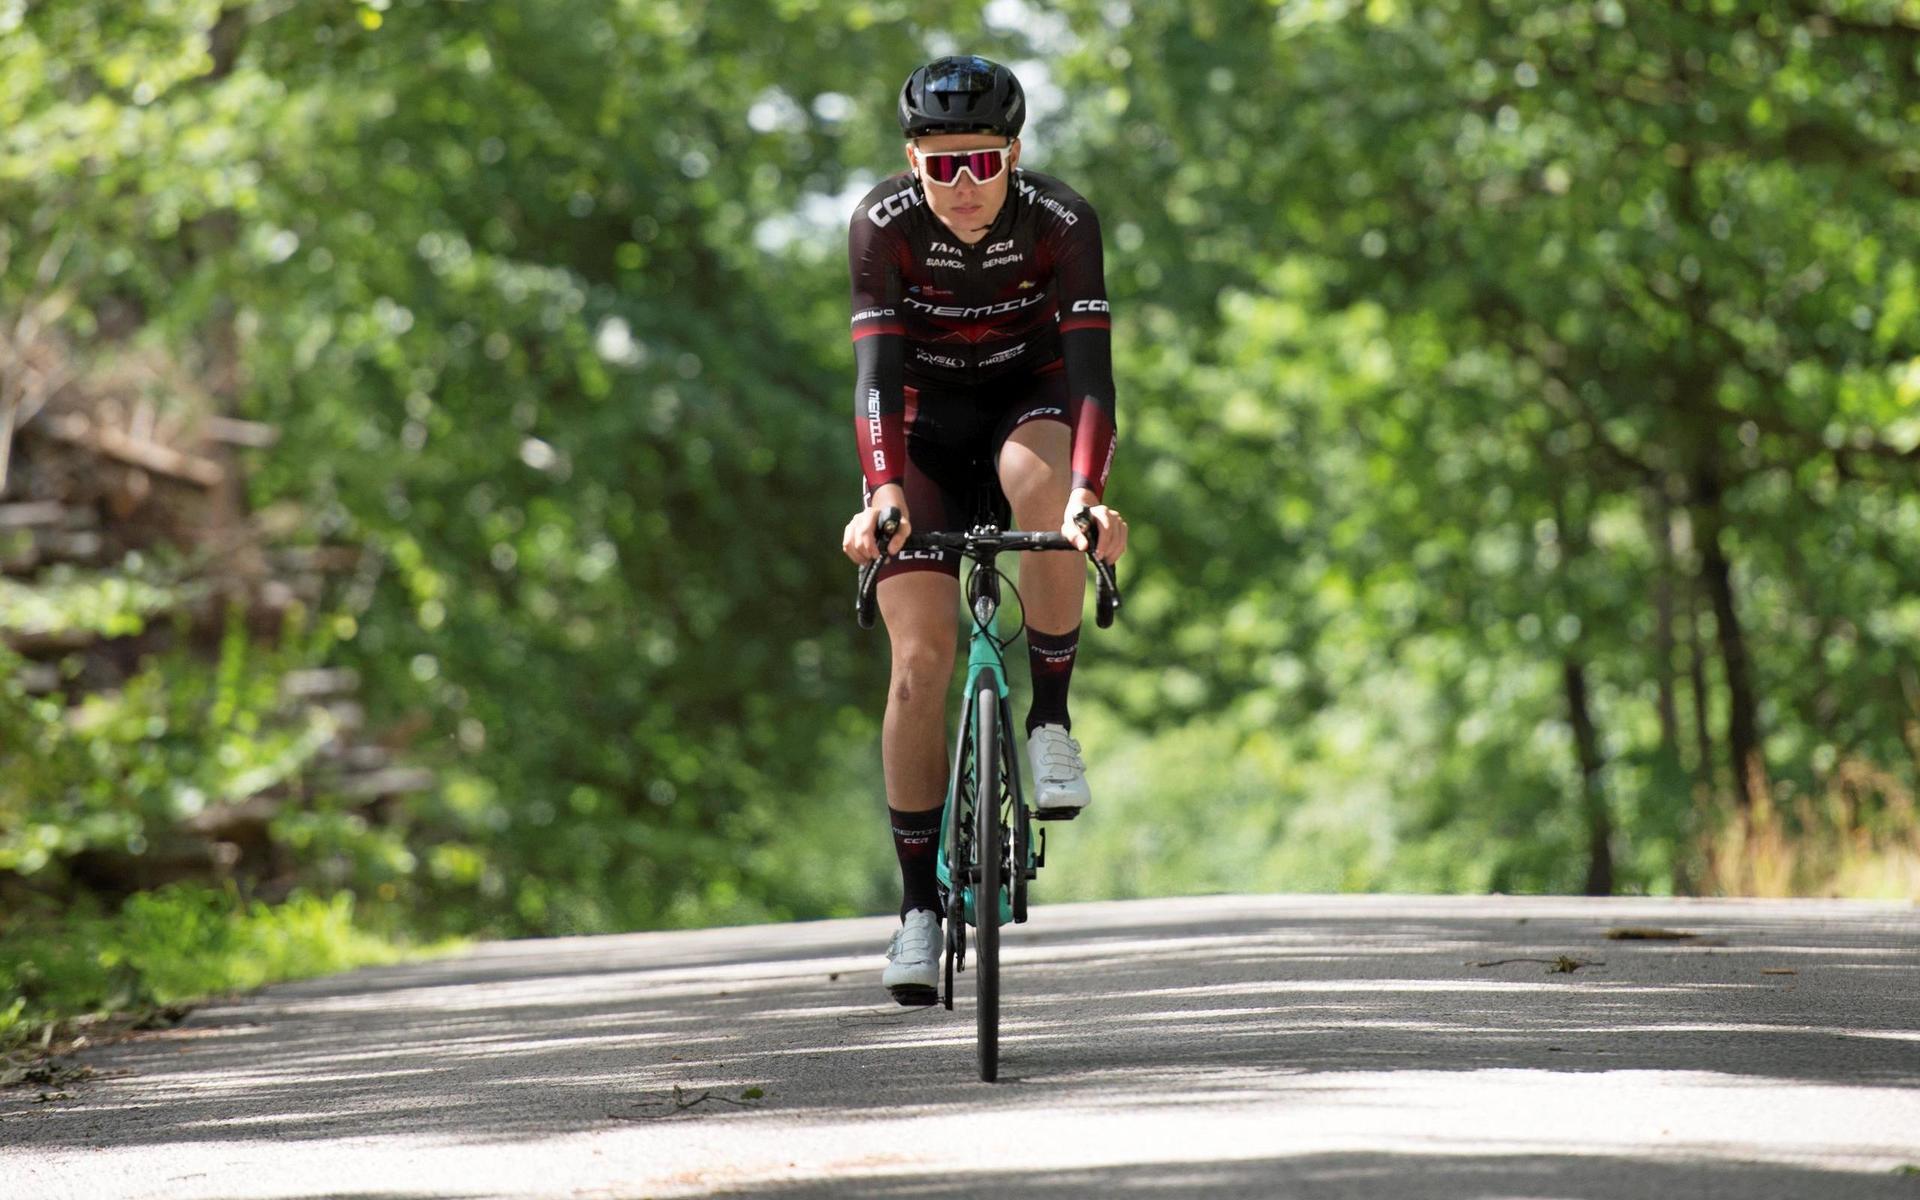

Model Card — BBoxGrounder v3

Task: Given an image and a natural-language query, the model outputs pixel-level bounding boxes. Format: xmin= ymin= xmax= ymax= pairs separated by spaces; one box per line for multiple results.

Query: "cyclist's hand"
xmin=1063 ymin=488 xmax=1127 ymax=565
xmin=844 ymin=486 xmax=911 ymax=565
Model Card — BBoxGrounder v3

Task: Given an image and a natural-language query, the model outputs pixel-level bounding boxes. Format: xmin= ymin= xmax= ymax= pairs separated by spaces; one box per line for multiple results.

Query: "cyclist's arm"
xmin=849 ymin=209 xmax=907 ymax=495
xmin=1052 ymin=204 xmax=1116 ymax=501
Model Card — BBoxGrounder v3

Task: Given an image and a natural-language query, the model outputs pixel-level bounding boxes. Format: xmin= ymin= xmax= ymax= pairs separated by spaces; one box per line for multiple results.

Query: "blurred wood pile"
xmin=1 ymin=308 xmax=430 ymax=903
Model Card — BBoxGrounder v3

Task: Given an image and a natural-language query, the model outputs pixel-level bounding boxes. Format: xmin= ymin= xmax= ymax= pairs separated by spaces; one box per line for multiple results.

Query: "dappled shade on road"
xmin=4 ymin=895 xmax=1916 ymax=1199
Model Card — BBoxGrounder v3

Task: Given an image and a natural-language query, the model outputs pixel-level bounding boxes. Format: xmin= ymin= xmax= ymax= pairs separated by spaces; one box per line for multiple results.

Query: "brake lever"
xmin=1073 ymin=510 xmax=1123 ymax=627
xmin=855 ymin=507 xmax=902 ymax=629
xmin=856 ymin=559 xmax=881 ymax=629
xmin=1072 ymin=508 xmax=1099 ymax=553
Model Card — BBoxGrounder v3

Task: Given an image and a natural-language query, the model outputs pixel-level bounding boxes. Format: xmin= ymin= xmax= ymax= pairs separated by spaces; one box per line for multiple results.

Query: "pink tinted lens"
xmin=925 ymin=149 xmax=1004 ymax=185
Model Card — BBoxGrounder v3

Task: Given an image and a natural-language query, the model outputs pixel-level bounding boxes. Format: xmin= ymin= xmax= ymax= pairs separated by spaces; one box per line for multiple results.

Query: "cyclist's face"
xmin=907 ymin=134 xmax=1020 ymax=239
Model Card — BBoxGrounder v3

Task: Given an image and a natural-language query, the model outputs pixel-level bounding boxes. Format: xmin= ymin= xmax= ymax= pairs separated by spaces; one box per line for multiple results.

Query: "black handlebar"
xmin=855 ymin=506 xmax=1122 ymax=629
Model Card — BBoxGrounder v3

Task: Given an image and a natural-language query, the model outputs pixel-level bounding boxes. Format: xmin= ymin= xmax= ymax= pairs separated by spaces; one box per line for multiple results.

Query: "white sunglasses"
xmin=915 ymin=145 xmax=1012 ymax=187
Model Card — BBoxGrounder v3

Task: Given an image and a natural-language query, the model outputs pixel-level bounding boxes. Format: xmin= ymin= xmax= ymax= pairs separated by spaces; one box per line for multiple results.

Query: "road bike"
xmin=856 ymin=505 xmax=1121 ymax=1082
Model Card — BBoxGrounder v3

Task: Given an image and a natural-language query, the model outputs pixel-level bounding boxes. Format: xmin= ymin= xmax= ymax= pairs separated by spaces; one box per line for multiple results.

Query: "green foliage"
xmin=1 ymin=0 xmax=1915 ymax=1006
xmin=1046 ymin=0 xmax=1920 ymax=893
xmin=0 ymin=606 xmax=339 ymax=878
xmin=0 ymin=883 xmax=431 ymax=1058
xmin=0 ymin=564 xmax=194 ymax=641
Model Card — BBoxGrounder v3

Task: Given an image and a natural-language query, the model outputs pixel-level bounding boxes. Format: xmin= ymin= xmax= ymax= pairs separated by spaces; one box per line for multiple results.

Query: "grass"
xmin=0 ymin=882 xmax=465 ymax=1085
xmin=1700 ymin=762 xmax=1920 ymax=899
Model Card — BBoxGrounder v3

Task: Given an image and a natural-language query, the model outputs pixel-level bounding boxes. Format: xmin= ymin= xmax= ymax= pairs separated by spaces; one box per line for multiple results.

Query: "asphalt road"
xmin=4 ymin=894 xmax=1918 ymax=1199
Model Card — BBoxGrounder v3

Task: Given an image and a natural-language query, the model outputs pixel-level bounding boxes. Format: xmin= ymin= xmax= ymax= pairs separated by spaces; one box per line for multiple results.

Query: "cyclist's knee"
xmin=890 ymin=638 xmax=954 ymax=702
xmin=898 ymin=637 xmax=960 ymax=683
xmin=878 ymin=569 xmax=957 ymax=705
xmin=999 ymin=432 xmax=1071 ymax=520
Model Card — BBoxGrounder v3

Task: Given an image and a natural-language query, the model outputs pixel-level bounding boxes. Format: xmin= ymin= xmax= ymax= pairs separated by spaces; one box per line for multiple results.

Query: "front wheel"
xmin=1004 ymin=695 xmax=1030 ymax=924
xmin=974 ymin=683 xmax=1000 ymax=1083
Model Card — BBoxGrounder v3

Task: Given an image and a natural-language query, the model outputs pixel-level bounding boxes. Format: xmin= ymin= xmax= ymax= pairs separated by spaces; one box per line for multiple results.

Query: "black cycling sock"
xmin=890 ymin=805 xmax=943 ymax=919
xmin=1025 ymin=625 xmax=1080 ymax=735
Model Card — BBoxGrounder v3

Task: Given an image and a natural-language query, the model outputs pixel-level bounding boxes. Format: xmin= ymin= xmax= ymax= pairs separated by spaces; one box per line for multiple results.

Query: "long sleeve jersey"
xmin=848 ymin=168 xmax=1117 ymax=499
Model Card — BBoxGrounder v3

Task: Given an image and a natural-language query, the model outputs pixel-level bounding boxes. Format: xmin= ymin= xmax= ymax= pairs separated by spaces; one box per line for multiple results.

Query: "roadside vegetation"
xmin=3 ymin=1 xmax=1915 ymax=1073
xmin=0 ymin=884 xmax=440 ymax=1088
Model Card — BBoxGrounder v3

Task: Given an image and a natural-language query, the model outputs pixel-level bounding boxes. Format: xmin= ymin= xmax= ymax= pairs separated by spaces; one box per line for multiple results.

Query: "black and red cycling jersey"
xmin=849 ymin=168 xmax=1116 ymax=500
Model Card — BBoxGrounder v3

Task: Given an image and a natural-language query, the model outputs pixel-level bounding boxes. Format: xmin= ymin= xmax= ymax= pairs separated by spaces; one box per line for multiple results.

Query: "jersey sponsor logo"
xmin=1011 ymin=405 xmax=1064 ymax=426
xmin=913 ymin=348 xmax=966 ymax=369
xmin=925 ymin=257 xmax=965 ymax=270
xmin=1015 ymin=177 xmax=1079 ymax=226
xmin=866 ymin=186 xmax=924 ymax=228
xmin=984 ymin=239 xmax=1015 ymax=254
xmin=1070 ymin=299 xmax=1110 ymax=314
xmin=865 ymin=388 xmax=887 ymax=474
xmin=902 ymin=291 xmax=1048 ymax=319
xmin=1018 ymin=279 xmax=1036 ymax=289
xmin=980 ymin=341 xmax=1026 ymax=367
xmin=930 ymin=241 xmax=962 ymax=255
xmin=852 ymin=306 xmax=897 ymax=323
xmin=982 ymin=252 xmax=1024 ymax=268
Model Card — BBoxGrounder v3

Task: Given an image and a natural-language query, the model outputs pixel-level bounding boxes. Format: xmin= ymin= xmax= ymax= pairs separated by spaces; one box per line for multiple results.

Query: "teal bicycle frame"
xmin=852 ymin=507 xmax=1120 ymax=1077
xmin=935 ymin=585 xmax=1022 ymax=929
xmin=851 ymin=510 xmax=1117 ymax=938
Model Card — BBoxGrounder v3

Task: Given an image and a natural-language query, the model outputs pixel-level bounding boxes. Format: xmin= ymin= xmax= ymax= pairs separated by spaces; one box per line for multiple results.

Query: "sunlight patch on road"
xmin=18 ymin=1069 xmax=1918 ymax=1200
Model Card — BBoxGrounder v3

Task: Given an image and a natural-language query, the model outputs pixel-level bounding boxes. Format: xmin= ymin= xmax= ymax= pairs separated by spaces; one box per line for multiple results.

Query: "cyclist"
xmin=839 ymin=55 xmax=1129 ymax=1005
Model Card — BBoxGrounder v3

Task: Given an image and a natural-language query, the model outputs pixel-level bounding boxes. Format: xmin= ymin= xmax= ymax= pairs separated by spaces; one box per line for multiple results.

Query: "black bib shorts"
xmin=862 ymin=362 xmax=1074 ymax=581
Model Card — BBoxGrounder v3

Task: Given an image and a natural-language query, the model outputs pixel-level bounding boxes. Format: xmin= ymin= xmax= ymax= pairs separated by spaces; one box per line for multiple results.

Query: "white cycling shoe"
xmin=1028 ymin=723 xmax=1091 ymax=819
xmin=882 ymin=908 xmax=941 ymax=1006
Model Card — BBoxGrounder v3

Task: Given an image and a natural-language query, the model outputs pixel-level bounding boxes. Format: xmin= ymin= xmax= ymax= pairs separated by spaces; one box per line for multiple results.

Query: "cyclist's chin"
xmin=933 ymin=192 xmax=1000 ymax=230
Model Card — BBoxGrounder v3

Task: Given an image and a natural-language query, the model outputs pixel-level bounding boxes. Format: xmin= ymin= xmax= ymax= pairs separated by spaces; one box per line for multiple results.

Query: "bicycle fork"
xmin=935 ymin=570 xmax=1042 ymax=931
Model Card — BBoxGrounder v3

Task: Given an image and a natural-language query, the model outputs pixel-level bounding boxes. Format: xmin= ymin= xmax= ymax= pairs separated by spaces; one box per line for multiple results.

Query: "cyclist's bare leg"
xmin=999 ymin=419 xmax=1094 ymax=810
xmin=877 ymin=570 xmax=960 ymax=813
xmin=998 ymin=420 xmax=1086 ymax=634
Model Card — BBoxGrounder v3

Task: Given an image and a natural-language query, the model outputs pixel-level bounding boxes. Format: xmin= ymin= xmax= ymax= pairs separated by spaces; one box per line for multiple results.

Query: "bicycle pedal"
xmin=1034 ymin=806 xmax=1082 ymax=822
xmin=888 ymin=984 xmax=937 ymax=1007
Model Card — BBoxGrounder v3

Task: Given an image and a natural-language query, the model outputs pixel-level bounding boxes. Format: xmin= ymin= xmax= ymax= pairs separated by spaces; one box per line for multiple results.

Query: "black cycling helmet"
xmin=897 ymin=55 xmax=1025 ymax=139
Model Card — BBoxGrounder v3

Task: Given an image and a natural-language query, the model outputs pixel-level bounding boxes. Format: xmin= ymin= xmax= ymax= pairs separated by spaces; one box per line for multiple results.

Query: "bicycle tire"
xmin=974 ymin=683 xmax=1000 ymax=1083
xmin=1004 ymin=694 xmax=1029 ymax=924
xmin=944 ymin=890 xmax=960 ymax=1010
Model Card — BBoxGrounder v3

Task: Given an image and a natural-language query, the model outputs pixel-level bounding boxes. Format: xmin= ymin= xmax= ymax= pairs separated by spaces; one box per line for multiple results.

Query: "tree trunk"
xmin=1900 ymin=666 xmax=1920 ymax=786
xmin=1649 ymin=490 xmax=1681 ymax=760
xmin=1685 ymin=575 xmax=1718 ymax=799
xmin=1673 ymin=571 xmax=1718 ymax=894
xmin=1670 ymin=153 xmax=1766 ymax=812
xmin=1697 ymin=514 xmax=1766 ymax=810
xmin=1563 ymin=658 xmax=1614 ymax=896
